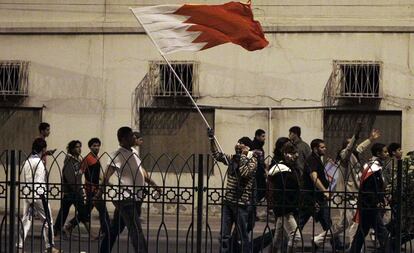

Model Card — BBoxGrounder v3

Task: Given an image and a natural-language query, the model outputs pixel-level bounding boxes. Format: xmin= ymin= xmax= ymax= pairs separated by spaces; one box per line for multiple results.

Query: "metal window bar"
xmin=334 ymin=61 xmax=381 ymax=98
xmin=0 ymin=61 xmax=29 ymax=96
xmin=149 ymin=61 xmax=199 ymax=97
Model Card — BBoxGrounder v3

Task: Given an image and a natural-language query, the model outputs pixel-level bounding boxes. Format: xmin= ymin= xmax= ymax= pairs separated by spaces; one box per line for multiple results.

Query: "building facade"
xmin=0 ymin=1 xmax=413 ymax=212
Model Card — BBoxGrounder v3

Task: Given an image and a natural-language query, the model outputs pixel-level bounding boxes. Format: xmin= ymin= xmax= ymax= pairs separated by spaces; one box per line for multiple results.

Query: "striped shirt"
xmin=212 ymin=151 xmax=257 ymax=206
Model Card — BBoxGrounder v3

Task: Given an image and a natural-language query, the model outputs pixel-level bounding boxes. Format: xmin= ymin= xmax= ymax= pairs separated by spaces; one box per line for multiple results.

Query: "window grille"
xmin=0 ymin=61 xmax=29 ymax=96
xmin=334 ymin=61 xmax=381 ymax=97
xmin=149 ymin=61 xmax=198 ymax=97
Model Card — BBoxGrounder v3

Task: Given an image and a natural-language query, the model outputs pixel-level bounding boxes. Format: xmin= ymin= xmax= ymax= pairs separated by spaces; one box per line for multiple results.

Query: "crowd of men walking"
xmin=15 ymin=122 xmax=414 ymax=253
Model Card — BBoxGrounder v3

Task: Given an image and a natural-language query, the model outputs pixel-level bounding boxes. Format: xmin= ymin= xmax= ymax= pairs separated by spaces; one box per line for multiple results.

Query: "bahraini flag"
xmin=130 ymin=1 xmax=269 ymax=54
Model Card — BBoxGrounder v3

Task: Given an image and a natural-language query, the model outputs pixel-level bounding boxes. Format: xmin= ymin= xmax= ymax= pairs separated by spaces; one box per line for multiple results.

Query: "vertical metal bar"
xmin=395 ymin=159 xmax=403 ymax=253
xmin=9 ymin=150 xmax=17 ymax=253
xmin=196 ymin=154 xmax=204 ymax=253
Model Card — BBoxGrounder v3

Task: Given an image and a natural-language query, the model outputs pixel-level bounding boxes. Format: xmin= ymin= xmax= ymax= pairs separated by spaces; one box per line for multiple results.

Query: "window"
xmin=0 ymin=61 xmax=29 ymax=96
xmin=334 ymin=61 xmax=381 ymax=97
xmin=149 ymin=61 xmax=198 ymax=97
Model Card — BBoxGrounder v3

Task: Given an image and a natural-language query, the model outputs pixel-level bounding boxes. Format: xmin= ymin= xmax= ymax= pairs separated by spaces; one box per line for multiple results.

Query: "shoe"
xmin=45 ymin=247 xmax=62 ymax=253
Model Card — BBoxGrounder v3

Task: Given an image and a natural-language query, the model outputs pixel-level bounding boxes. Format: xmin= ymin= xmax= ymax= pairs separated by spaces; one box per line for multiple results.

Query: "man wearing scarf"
xmin=349 ymin=143 xmax=391 ymax=253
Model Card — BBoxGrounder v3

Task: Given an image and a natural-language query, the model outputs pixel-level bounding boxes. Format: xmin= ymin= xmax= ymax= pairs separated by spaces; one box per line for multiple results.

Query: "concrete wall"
xmin=0 ymin=33 xmax=413 ymax=156
xmin=1 ymin=1 xmax=414 ymax=213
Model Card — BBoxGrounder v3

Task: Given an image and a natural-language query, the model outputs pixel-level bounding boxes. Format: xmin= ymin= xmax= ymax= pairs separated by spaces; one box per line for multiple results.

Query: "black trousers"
xmin=349 ymin=209 xmax=391 ymax=253
xmin=100 ymin=200 xmax=146 ymax=253
xmin=299 ymin=201 xmax=332 ymax=231
xmin=54 ymin=192 xmax=89 ymax=234
xmin=68 ymin=192 xmax=110 ymax=236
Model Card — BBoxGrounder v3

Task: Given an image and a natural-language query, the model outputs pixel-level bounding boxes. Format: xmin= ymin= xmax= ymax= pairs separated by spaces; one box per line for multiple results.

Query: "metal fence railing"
xmin=0 ymin=150 xmax=413 ymax=253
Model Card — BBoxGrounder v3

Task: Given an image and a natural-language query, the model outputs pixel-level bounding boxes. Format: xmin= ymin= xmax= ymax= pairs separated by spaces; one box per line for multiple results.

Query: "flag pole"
xmin=130 ymin=8 xmax=229 ymax=159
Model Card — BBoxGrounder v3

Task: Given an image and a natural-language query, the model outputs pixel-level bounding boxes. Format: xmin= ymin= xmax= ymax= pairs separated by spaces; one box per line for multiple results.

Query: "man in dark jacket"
xmin=268 ymin=142 xmax=301 ymax=253
xmin=348 ymin=143 xmax=391 ymax=253
xmin=252 ymin=129 xmax=267 ymax=203
xmin=54 ymin=140 xmax=90 ymax=237
xmin=289 ymin=126 xmax=311 ymax=178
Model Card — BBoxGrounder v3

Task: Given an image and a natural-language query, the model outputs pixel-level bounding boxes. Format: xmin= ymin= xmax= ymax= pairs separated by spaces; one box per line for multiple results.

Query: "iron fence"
xmin=0 ymin=150 xmax=413 ymax=253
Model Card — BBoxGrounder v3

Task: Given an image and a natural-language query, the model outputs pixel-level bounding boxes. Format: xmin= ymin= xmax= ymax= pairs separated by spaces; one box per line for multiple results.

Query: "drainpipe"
xmin=268 ymin=107 xmax=272 ymax=156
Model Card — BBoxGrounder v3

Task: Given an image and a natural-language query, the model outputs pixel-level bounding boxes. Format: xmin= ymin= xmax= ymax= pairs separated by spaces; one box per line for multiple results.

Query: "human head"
xmin=88 ymin=137 xmax=101 ymax=155
xmin=388 ymin=142 xmax=402 ymax=160
xmin=117 ymin=126 xmax=134 ymax=148
xmin=371 ymin=143 xmax=389 ymax=161
xmin=281 ymin=142 xmax=298 ymax=164
xmin=310 ymin=138 xmax=326 ymax=156
xmin=32 ymin=138 xmax=47 ymax=155
xmin=288 ymin=126 xmax=301 ymax=142
xmin=254 ymin=129 xmax=266 ymax=143
xmin=38 ymin=122 xmax=50 ymax=138
xmin=273 ymin=137 xmax=290 ymax=161
xmin=236 ymin=136 xmax=253 ymax=154
xmin=133 ymin=131 xmax=144 ymax=147
xmin=67 ymin=140 xmax=82 ymax=156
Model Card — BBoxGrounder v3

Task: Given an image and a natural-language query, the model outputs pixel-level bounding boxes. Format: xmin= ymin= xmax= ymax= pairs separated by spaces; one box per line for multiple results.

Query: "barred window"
xmin=335 ymin=61 xmax=381 ymax=97
xmin=0 ymin=61 xmax=29 ymax=96
xmin=149 ymin=61 xmax=198 ymax=97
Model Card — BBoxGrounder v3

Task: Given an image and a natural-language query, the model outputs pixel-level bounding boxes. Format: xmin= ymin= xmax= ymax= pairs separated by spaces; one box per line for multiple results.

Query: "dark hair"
xmin=310 ymin=139 xmax=324 ymax=150
xmin=238 ymin=137 xmax=253 ymax=149
xmin=289 ymin=126 xmax=301 ymax=137
xmin=38 ymin=122 xmax=50 ymax=132
xmin=32 ymin=138 xmax=47 ymax=154
xmin=88 ymin=137 xmax=101 ymax=147
xmin=67 ymin=140 xmax=81 ymax=155
xmin=133 ymin=131 xmax=143 ymax=139
xmin=388 ymin=142 xmax=401 ymax=157
xmin=371 ymin=143 xmax=386 ymax=157
xmin=255 ymin=129 xmax=265 ymax=137
xmin=273 ymin=137 xmax=290 ymax=161
xmin=282 ymin=142 xmax=297 ymax=154
xmin=117 ymin=126 xmax=132 ymax=142
xmin=407 ymin=151 xmax=414 ymax=157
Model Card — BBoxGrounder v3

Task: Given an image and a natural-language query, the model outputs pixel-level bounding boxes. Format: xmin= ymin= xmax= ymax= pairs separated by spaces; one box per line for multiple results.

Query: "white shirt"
xmin=22 ymin=154 xmax=47 ymax=197
xmin=107 ymin=147 xmax=145 ymax=200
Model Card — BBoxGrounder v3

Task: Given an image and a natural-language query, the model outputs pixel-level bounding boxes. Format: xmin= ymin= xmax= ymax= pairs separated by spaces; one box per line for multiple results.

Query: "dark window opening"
xmin=340 ymin=63 xmax=380 ymax=97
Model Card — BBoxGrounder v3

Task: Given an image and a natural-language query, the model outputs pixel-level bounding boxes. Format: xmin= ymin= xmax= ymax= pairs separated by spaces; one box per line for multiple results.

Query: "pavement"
xmin=2 ymin=214 xmax=413 ymax=253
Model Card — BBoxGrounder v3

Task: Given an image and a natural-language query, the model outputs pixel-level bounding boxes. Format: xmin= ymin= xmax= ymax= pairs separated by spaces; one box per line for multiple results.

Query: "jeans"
xmin=273 ymin=213 xmax=301 ymax=251
xmin=100 ymin=200 xmax=146 ymax=253
xmin=54 ymin=192 xmax=89 ymax=234
xmin=220 ymin=204 xmax=250 ymax=253
xmin=68 ymin=192 xmax=110 ymax=236
xmin=349 ymin=209 xmax=391 ymax=253
xmin=299 ymin=201 xmax=334 ymax=247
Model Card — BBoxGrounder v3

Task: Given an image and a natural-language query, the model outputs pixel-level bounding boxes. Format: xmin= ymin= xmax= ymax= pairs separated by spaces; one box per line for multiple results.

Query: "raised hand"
xmin=370 ymin=129 xmax=381 ymax=141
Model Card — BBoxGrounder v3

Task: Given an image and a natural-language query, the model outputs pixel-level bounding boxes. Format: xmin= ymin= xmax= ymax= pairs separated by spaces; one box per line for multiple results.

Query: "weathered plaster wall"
xmin=1 ymin=1 xmax=414 ymax=214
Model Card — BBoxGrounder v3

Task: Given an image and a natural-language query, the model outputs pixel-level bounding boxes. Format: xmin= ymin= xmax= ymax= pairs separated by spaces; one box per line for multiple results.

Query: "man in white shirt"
xmin=99 ymin=127 xmax=147 ymax=253
xmin=18 ymin=138 xmax=61 ymax=253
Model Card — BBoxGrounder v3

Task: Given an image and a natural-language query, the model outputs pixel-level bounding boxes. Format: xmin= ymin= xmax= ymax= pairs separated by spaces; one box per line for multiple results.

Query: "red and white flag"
xmin=130 ymin=1 xmax=269 ymax=54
